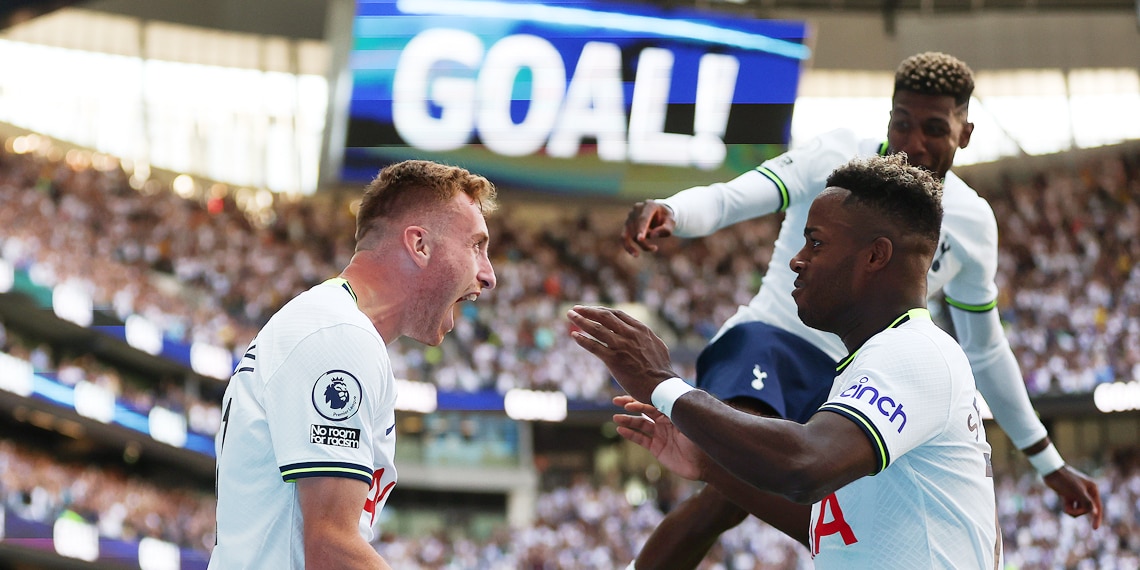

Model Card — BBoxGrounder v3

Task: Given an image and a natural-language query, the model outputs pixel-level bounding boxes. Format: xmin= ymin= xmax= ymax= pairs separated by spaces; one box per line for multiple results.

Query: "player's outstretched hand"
xmin=568 ymin=305 xmax=676 ymax=404
xmin=1043 ymin=465 xmax=1103 ymax=529
xmin=621 ymin=200 xmax=676 ymax=257
xmin=613 ymin=395 xmax=705 ymax=481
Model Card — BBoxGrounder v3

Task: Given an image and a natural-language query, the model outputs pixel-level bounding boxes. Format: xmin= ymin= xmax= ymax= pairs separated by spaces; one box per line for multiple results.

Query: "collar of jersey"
xmin=834 ymin=308 xmax=930 ymax=373
xmin=325 ymin=277 xmax=358 ymax=304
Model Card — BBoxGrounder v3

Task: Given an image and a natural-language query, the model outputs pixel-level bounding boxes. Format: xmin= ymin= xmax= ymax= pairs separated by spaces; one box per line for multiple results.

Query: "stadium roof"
xmin=5 ymin=0 xmax=1137 ymax=37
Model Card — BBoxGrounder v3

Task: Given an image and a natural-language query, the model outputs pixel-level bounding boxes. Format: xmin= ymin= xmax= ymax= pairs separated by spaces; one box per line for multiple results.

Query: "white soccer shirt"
xmin=808 ymin=309 xmax=998 ymax=568
xmin=209 ymin=278 xmax=398 ymax=570
xmin=662 ymin=128 xmax=997 ymax=359
xmin=660 ymin=128 xmax=1048 ymax=448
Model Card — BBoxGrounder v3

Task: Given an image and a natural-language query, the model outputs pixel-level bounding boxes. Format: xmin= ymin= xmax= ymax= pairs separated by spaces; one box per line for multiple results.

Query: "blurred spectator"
xmin=5 ymin=143 xmax=1138 ymax=401
xmin=0 ymin=439 xmax=217 ymax=553
xmin=2 ymin=427 xmax=1138 ymax=568
xmin=3 ymin=139 xmax=1140 ymax=567
xmin=0 ymin=146 xmax=776 ymax=402
xmin=988 ymin=150 xmax=1140 ymax=395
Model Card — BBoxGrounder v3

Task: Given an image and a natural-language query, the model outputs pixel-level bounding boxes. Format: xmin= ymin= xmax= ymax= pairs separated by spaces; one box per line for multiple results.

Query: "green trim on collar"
xmin=835 ymin=308 xmax=930 ymax=373
xmin=325 ymin=277 xmax=358 ymax=304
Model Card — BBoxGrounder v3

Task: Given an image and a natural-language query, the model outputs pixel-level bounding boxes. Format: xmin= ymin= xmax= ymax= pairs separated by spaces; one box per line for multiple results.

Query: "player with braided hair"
xmin=620 ymin=52 xmax=1100 ymax=568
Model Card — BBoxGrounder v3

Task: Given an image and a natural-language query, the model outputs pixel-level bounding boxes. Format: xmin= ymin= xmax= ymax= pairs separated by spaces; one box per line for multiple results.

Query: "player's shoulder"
xmin=280 ymin=281 xmax=362 ymax=320
xmin=867 ymin=318 xmax=962 ymax=366
xmin=806 ymin=129 xmax=892 ymax=168
xmin=767 ymin=128 xmax=865 ymax=175
xmin=941 ymin=172 xmax=993 ymax=215
xmin=940 ymin=171 xmax=998 ymax=241
xmin=264 ymin=281 xmax=382 ymax=345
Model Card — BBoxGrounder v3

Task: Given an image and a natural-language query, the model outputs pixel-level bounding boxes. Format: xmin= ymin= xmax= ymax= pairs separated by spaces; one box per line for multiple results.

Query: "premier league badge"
xmin=312 ymin=370 xmax=362 ymax=421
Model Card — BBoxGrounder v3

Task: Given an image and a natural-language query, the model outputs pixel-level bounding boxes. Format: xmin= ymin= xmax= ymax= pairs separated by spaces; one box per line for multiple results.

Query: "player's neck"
xmin=339 ymin=253 xmax=405 ymax=344
xmin=840 ymin=294 xmax=927 ymax=353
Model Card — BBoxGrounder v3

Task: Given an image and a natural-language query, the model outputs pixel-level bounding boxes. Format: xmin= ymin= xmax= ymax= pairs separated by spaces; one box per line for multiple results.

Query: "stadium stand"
xmin=4 ymin=142 xmax=1140 ymax=400
xmin=3 ymin=138 xmax=1140 ymax=568
xmin=2 ymin=0 xmax=1138 ymax=567
xmin=986 ymin=148 xmax=1140 ymax=396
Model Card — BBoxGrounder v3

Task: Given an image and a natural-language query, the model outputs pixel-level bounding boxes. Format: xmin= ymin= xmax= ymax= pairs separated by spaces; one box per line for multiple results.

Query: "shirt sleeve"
xmin=950 ymin=308 xmax=1048 ymax=449
xmin=758 ymin=128 xmax=864 ymax=213
xmin=661 ymin=128 xmax=860 ymax=238
xmin=818 ymin=331 xmax=952 ymax=474
xmin=265 ymin=324 xmax=391 ymax=486
xmin=939 ymin=178 xmax=1047 ymax=449
xmin=941 ymin=178 xmax=1001 ymax=310
xmin=659 ymin=169 xmax=785 ymax=238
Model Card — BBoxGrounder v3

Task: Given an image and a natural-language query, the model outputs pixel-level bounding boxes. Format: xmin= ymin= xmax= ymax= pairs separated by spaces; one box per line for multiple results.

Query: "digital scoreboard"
xmin=339 ymin=0 xmax=810 ymax=197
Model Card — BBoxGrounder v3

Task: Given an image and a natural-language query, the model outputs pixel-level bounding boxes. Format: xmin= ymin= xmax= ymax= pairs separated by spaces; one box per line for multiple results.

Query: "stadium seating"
xmin=3 ymin=139 xmax=1140 ymax=568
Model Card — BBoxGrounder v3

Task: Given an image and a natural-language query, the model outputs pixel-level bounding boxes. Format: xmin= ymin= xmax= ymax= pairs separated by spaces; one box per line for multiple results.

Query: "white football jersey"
xmin=808 ymin=310 xmax=998 ymax=568
xmin=665 ymin=128 xmax=1001 ymax=360
xmin=209 ymin=278 xmax=398 ymax=570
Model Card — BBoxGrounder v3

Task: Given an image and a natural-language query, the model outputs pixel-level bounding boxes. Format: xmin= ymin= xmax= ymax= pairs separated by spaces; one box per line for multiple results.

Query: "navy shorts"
xmin=695 ymin=321 xmax=838 ymax=423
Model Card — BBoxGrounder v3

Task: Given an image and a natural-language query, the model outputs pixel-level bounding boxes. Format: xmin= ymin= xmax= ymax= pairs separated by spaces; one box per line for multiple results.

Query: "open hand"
xmin=568 ymin=305 xmax=676 ymax=403
xmin=613 ymin=395 xmax=706 ymax=481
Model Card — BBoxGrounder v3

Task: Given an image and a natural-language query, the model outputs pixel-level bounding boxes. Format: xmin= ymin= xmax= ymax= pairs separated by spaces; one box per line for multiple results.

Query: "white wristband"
xmin=1027 ymin=443 xmax=1065 ymax=476
xmin=651 ymin=377 xmax=696 ymax=419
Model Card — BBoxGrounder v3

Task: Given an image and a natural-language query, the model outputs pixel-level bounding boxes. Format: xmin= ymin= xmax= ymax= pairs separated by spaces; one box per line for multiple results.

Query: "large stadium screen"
xmin=340 ymin=0 xmax=810 ymax=198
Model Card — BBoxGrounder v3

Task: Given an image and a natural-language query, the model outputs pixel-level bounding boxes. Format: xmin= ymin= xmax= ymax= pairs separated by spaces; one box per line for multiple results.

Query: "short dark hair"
xmin=826 ymin=153 xmax=943 ymax=251
xmin=894 ymin=52 xmax=975 ymax=108
xmin=355 ymin=160 xmax=497 ymax=244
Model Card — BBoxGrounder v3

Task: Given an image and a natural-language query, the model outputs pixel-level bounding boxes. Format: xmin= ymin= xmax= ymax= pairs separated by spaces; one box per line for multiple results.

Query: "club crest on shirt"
xmin=311 ymin=370 xmax=362 ymax=421
xmin=751 ymin=364 xmax=767 ymax=390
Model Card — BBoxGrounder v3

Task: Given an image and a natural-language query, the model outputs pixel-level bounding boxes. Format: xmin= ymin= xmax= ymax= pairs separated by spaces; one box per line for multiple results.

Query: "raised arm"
xmin=621 ymin=169 xmax=786 ymax=256
xmin=950 ymin=306 xmax=1102 ymax=528
xmin=298 ymin=477 xmax=394 ymax=570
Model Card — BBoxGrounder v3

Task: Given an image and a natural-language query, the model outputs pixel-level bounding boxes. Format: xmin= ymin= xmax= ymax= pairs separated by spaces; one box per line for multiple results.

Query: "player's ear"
xmin=404 ymin=226 xmax=431 ymax=268
xmin=957 ymin=120 xmax=974 ymax=150
xmin=866 ymin=236 xmax=893 ymax=271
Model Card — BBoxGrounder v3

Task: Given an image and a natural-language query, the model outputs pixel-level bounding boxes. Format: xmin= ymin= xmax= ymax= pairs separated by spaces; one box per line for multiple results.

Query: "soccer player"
xmin=209 ymin=160 xmax=498 ymax=570
xmin=620 ymin=52 xmax=1100 ymax=568
xmin=571 ymin=153 xmax=999 ymax=567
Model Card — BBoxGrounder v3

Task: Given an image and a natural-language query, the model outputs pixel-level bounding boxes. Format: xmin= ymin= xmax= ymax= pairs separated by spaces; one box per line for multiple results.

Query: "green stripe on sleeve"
xmin=281 ymin=466 xmax=373 ymax=482
xmin=945 ymin=296 xmax=997 ymax=312
xmin=755 ymin=166 xmax=790 ymax=212
xmin=820 ymin=403 xmax=890 ymax=474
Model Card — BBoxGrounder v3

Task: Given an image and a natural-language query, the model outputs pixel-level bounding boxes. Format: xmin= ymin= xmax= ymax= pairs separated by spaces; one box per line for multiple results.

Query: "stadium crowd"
xmin=3 ymin=144 xmax=1138 ymax=405
xmin=0 ymin=437 xmax=217 ymax=553
xmin=0 ymin=144 xmax=774 ymax=411
xmin=0 ymin=320 xmax=223 ymax=437
xmin=2 ymin=427 xmax=1139 ymax=568
xmin=2 ymin=141 xmax=1140 ymax=566
xmin=993 ymin=154 xmax=1140 ymax=395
